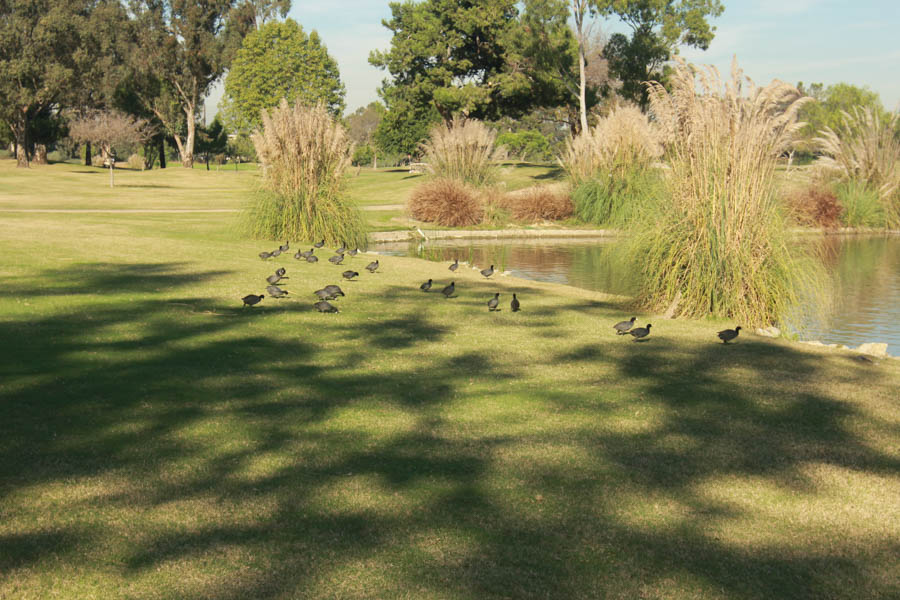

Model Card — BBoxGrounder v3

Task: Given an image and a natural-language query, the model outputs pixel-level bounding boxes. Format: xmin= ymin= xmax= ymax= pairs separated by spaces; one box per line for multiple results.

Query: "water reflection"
xmin=375 ymin=235 xmax=900 ymax=355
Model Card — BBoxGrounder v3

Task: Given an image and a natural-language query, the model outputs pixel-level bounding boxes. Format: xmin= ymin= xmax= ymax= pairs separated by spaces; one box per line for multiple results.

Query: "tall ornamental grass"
xmin=815 ymin=107 xmax=900 ymax=228
xmin=636 ymin=57 xmax=822 ymax=325
xmin=560 ymin=106 xmax=663 ymax=226
xmin=420 ymin=117 xmax=502 ymax=186
xmin=246 ymin=100 xmax=366 ymax=246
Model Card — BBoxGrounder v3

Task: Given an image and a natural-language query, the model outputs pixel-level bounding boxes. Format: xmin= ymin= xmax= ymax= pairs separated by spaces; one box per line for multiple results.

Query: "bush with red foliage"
xmin=786 ymin=185 xmax=842 ymax=229
xmin=408 ymin=178 xmax=484 ymax=226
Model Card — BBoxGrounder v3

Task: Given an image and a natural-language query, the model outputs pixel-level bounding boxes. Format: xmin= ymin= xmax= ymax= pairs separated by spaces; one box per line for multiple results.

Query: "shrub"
xmin=815 ymin=107 xmax=900 ymax=228
xmin=572 ymin=165 xmax=664 ymax=227
xmin=633 ymin=57 xmax=823 ymax=326
xmin=127 ymin=153 xmax=146 ymax=170
xmin=495 ymin=131 xmax=551 ymax=162
xmin=408 ymin=178 xmax=483 ymax=226
xmin=420 ymin=118 xmax=502 ymax=186
xmin=503 ymin=185 xmax=573 ymax=222
xmin=784 ymin=184 xmax=842 ymax=229
xmin=246 ymin=100 xmax=366 ymax=246
xmin=835 ymin=180 xmax=884 ymax=227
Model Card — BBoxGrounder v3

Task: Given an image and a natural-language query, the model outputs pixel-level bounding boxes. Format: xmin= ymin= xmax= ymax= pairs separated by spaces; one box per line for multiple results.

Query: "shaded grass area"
xmin=1 ymin=209 xmax=899 ymax=599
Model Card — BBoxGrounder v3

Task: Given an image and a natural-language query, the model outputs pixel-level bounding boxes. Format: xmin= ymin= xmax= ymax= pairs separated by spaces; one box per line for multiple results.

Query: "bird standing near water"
xmin=511 ymin=294 xmax=520 ymax=312
xmin=366 ymin=260 xmax=379 ymax=273
xmin=241 ymin=294 xmax=264 ymax=307
xmin=480 ymin=265 xmax=494 ymax=278
xmin=420 ymin=279 xmax=433 ymax=292
xmin=449 ymin=259 xmax=458 ymax=272
xmin=441 ymin=282 xmax=455 ymax=298
xmin=613 ymin=317 xmax=636 ymax=335
xmin=488 ymin=293 xmax=500 ymax=311
xmin=718 ymin=326 xmax=741 ymax=344
xmin=630 ymin=324 xmax=652 ymax=341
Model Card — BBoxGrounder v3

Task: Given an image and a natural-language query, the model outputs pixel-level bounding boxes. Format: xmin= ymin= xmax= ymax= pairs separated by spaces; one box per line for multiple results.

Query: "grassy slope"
xmin=1 ymin=158 xmax=899 ymax=599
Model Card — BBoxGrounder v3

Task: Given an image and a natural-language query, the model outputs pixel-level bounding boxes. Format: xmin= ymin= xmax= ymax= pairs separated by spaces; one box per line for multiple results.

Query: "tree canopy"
xmin=598 ymin=0 xmax=724 ymax=107
xmin=222 ymin=19 xmax=345 ymax=131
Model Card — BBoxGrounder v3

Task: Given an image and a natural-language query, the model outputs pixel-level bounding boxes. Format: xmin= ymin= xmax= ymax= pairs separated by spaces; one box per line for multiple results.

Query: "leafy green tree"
xmin=345 ymin=102 xmax=384 ymax=167
xmin=0 ymin=0 xmax=88 ymax=167
xmin=796 ymin=82 xmax=886 ymax=153
xmin=222 ymin=19 xmax=344 ymax=131
xmin=196 ymin=115 xmax=229 ymax=170
xmin=128 ymin=0 xmax=240 ymax=168
xmin=496 ymin=130 xmax=552 ymax=161
xmin=597 ymin=0 xmax=724 ymax=107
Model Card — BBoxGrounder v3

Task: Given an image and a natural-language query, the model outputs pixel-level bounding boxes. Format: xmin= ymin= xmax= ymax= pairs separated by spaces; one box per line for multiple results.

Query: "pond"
xmin=375 ymin=235 xmax=900 ymax=356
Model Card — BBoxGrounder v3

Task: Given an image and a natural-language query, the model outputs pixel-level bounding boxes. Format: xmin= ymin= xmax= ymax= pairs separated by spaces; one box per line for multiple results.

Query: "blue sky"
xmin=206 ymin=0 xmax=900 ymax=118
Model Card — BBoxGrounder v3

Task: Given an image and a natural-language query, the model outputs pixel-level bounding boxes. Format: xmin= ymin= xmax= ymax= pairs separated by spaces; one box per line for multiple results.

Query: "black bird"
xmin=487 ymin=293 xmax=500 ymax=311
xmin=420 ymin=279 xmax=433 ymax=292
xmin=365 ymin=260 xmax=379 ymax=273
xmin=294 ymin=251 xmax=304 ymax=260
xmin=275 ymin=267 xmax=286 ymax=277
xmin=511 ymin=293 xmax=520 ymax=312
xmin=313 ymin=288 xmax=333 ymax=301
xmin=348 ymin=248 xmax=359 ymax=257
xmin=718 ymin=326 xmax=742 ymax=344
xmin=441 ymin=281 xmax=455 ymax=298
xmin=480 ymin=265 xmax=494 ymax=278
xmin=306 ymin=255 xmax=318 ymax=263
xmin=259 ymin=251 xmax=272 ymax=259
xmin=630 ymin=324 xmax=652 ymax=341
xmin=300 ymin=249 xmax=314 ymax=259
xmin=336 ymin=244 xmax=346 ymax=254
xmin=272 ymin=248 xmax=282 ymax=257
xmin=449 ymin=259 xmax=458 ymax=272
xmin=314 ymin=300 xmax=338 ymax=313
xmin=323 ymin=284 xmax=345 ymax=297
xmin=613 ymin=317 xmax=637 ymax=335
xmin=313 ymin=239 xmax=325 ymax=248
xmin=266 ymin=273 xmax=283 ymax=285
xmin=328 ymin=254 xmax=344 ymax=265
xmin=241 ymin=294 xmax=264 ymax=307
xmin=342 ymin=270 xmax=359 ymax=280
xmin=267 ymin=285 xmax=288 ymax=298
xmin=279 ymin=241 xmax=290 ymax=252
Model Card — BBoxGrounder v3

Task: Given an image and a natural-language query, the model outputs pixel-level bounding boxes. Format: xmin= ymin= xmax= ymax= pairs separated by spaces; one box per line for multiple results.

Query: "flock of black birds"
xmin=243 ymin=240 xmax=743 ymax=344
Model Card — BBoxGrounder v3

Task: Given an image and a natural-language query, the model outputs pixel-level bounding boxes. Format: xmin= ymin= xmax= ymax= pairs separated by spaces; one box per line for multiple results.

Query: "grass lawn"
xmin=1 ymin=157 xmax=899 ymax=599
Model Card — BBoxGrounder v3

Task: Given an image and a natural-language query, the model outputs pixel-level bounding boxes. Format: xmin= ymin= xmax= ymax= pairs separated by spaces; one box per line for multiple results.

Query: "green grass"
xmin=1 ymin=156 xmax=899 ymax=599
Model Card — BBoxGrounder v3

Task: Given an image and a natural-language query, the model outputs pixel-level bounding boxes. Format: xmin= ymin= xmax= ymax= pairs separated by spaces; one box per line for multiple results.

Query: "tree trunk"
xmin=574 ymin=1 xmax=589 ymax=135
xmin=372 ymin=148 xmax=377 ymax=170
xmin=158 ymin=137 xmax=166 ymax=169
xmin=109 ymin=163 xmax=115 ymax=187
xmin=14 ymin=113 xmax=29 ymax=168
xmin=178 ymin=104 xmax=196 ymax=168
xmin=33 ymin=144 xmax=48 ymax=164
xmin=85 ymin=142 xmax=92 ymax=166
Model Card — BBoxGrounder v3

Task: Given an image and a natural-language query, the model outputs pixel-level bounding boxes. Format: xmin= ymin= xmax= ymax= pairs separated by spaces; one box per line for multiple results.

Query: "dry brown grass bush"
xmin=127 ymin=153 xmax=146 ymax=170
xmin=503 ymin=185 xmax=573 ymax=222
xmin=408 ymin=178 xmax=483 ymax=226
xmin=785 ymin=184 xmax=842 ymax=229
xmin=420 ymin=118 xmax=502 ymax=186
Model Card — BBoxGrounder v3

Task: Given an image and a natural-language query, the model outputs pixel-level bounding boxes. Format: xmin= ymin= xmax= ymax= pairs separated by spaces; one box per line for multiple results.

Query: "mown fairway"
xmin=1 ymin=159 xmax=899 ymax=599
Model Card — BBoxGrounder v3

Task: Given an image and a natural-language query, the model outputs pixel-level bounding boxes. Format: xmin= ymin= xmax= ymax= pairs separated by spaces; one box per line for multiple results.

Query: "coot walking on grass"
xmin=314 ymin=300 xmax=338 ymax=313
xmin=511 ymin=293 xmax=520 ymax=312
xmin=306 ymin=255 xmax=318 ymax=263
xmin=718 ymin=326 xmax=741 ymax=344
xmin=272 ymin=249 xmax=282 ymax=257
xmin=241 ymin=294 xmax=264 ymax=307
xmin=441 ymin=282 xmax=455 ymax=298
xmin=480 ymin=265 xmax=494 ymax=278
xmin=366 ymin=260 xmax=379 ymax=273
xmin=329 ymin=254 xmax=344 ymax=265
xmin=259 ymin=251 xmax=272 ymax=259
xmin=348 ymin=248 xmax=359 ymax=257
xmin=279 ymin=242 xmax=290 ymax=252
xmin=314 ymin=239 xmax=325 ymax=248
xmin=342 ymin=270 xmax=359 ymax=280
xmin=267 ymin=285 xmax=288 ymax=298
xmin=488 ymin=293 xmax=500 ymax=311
xmin=613 ymin=317 xmax=636 ymax=335
xmin=314 ymin=288 xmax=335 ymax=301
xmin=630 ymin=324 xmax=651 ymax=341
xmin=275 ymin=267 xmax=286 ymax=277
xmin=266 ymin=273 xmax=283 ymax=285
xmin=449 ymin=259 xmax=458 ymax=272
xmin=420 ymin=279 xmax=433 ymax=291
xmin=323 ymin=285 xmax=345 ymax=297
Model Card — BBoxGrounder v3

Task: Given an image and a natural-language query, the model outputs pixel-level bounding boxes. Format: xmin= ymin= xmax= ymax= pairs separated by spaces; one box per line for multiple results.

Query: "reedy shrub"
xmin=784 ymin=184 xmax=842 ymax=229
xmin=408 ymin=178 xmax=483 ymax=227
xmin=834 ymin=180 xmax=884 ymax=227
xmin=420 ymin=118 xmax=502 ymax=186
xmin=503 ymin=185 xmax=573 ymax=222
xmin=247 ymin=100 xmax=366 ymax=246
xmin=815 ymin=107 xmax=900 ymax=228
xmin=636 ymin=57 xmax=821 ymax=325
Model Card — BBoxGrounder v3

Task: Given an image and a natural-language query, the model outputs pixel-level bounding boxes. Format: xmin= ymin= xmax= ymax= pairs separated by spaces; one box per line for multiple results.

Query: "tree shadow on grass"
xmin=0 ymin=263 xmax=898 ymax=598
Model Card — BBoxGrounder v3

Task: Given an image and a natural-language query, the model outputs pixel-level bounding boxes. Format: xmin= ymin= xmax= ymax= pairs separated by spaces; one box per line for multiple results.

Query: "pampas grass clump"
xmin=635 ymin=57 xmax=822 ymax=326
xmin=420 ymin=118 xmax=502 ymax=186
xmin=246 ymin=99 xmax=366 ymax=246
xmin=815 ymin=107 xmax=900 ymax=228
xmin=503 ymin=185 xmax=573 ymax=222
xmin=408 ymin=178 xmax=484 ymax=226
